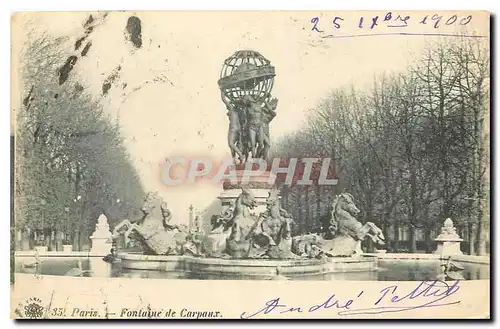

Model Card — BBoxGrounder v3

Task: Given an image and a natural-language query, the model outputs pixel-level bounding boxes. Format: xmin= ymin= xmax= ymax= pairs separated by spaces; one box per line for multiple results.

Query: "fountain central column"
xmin=218 ymin=168 xmax=277 ymax=214
xmin=217 ymin=50 xmax=279 ymax=214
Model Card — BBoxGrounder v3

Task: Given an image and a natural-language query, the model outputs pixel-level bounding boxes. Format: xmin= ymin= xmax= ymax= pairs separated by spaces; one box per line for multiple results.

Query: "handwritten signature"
xmin=240 ymin=280 xmax=461 ymax=319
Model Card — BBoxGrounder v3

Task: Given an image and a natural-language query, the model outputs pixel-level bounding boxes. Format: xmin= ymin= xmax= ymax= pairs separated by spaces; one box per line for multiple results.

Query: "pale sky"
xmin=13 ymin=11 xmax=489 ymax=224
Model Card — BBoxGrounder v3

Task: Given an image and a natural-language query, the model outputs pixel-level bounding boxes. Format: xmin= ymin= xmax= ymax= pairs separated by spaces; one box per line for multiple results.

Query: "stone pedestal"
xmin=62 ymin=245 xmax=73 ymax=253
xmin=89 ymin=257 xmax=112 ymax=277
xmin=434 ymin=218 xmax=463 ymax=256
xmin=434 ymin=238 xmax=463 ymax=256
xmin=218 ymin=169 xmax=276 ymax=214
xmin=90 ymin=214 xmax=113 ymax=255
xmin=34 ymin=246 xmax=48 ymax=253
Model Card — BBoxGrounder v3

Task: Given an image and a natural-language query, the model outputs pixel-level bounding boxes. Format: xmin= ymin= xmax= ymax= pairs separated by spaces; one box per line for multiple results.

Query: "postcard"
xmin=11 ymin=10 xmax=490 ymax=319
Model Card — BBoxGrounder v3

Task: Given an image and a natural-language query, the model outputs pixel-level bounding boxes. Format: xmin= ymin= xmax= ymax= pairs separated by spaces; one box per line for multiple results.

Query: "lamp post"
xmin=73 ymin=195 xmax=82 ymax=251
xmin=64 ymin=206 xmax=70 ymax=251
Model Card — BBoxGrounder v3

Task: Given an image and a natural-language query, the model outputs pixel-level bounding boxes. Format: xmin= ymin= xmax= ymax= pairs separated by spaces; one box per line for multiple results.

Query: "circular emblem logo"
xmin=17 ymin=297 xmax=45 ymax=319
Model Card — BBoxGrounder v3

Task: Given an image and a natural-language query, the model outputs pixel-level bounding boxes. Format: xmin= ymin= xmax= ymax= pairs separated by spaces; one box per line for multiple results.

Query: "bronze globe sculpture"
xmin=218 ymin=50 xmax=278 ymax=163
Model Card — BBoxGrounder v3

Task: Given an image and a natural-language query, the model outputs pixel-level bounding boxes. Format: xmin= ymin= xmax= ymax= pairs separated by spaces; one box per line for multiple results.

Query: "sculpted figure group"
xmin=112 ymin=190 xmax=385 ymax=259
xmin=204 ymin=188 xmax=297 ymax=259
xmin=223 ymin=93 xmax=278 ymax=163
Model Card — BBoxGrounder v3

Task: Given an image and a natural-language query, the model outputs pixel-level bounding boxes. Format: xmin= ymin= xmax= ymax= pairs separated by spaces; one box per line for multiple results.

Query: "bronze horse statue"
xmin=204 ymin=189 xmax=299 ymax=259
xmin=112 ymin=192 xmax=189 ymax=255
xmin=202 ymin=188 xmax=261 ymax=258
xmin=202 ymin=200 xmax=236 ymax=257
xmin=225 ymin=188 xmax=263 ymax=258
xmin=319 ymin=193 xmax=385 ymax=257
xmin=252 ymin=189 xmax=297 ymax=259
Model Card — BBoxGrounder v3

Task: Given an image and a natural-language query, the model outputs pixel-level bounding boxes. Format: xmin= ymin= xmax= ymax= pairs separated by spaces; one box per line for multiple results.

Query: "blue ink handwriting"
xmin=239 ymin=280 xmax=461 ymax=319
xmin=309 ymin=12 xmax=486 ymax=39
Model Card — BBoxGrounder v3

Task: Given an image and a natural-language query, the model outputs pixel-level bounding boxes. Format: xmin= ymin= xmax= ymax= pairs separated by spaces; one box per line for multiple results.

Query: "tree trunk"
xmin=73 ymin=229 xmax=79 ymax=251
xmin=55 ymin=229 xmax=63 ymax=251
xmin=469 ymin=81 xmax=488 ymax=256
xmin=30 ymin=230 xmax=36 ymax=250
xmin=476 ymin=214 xmax=487 ymax=256
xmin=382 ymin=222 xmax=390 ymax=251
xmin=15 ymin=229 xmax=22 ymax=251
xmin=409 ymin=161 xmax=418 ymax=253
xmin=394 ymin=223 xmax=400 ymax=252
xmin=423 ymin=206 xmax=432 ymax=253
xmin=409 ymin=226 xmax=417 ymax=252
xmin=476 ymin=178 xmax=487 ymax=256
xmin=425 ymin=228 xmax=433 ymax=253
xmin=468 ymin=222 xmax=475 ymax=255
xmin=43 ymin=228 xmax=50 ymax=248
xmin=48 ymin=230 xmax=54 ymax=251
xmin=21 ymin=229 xmax=30 ymax=251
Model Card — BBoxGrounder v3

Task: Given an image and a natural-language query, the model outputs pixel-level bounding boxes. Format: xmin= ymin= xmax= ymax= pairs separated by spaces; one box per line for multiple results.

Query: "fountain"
xmin=112 ymin=50 xmax=385 ymax=279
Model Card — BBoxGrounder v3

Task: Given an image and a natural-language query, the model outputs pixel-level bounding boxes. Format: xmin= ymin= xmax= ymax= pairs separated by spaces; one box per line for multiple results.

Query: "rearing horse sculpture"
xmin=202 ymin=200 xmax=236 ymax=257
xmin=225 ymin=188 xmax=263 ymax=258
xmin=112 ymin=192 xmax=189 ymax=255
xmin=252 ymin=189 xmax=297 ymax=259
xmin=320 ymin=193 xmax=385 ymax=257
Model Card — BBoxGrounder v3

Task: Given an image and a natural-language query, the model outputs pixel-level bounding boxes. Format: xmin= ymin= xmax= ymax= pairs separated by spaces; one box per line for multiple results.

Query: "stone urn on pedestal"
xmin=90 ymin=214 xmax=113 ymax=255
xmin=434 ymin=218 xmax=463 ymax=256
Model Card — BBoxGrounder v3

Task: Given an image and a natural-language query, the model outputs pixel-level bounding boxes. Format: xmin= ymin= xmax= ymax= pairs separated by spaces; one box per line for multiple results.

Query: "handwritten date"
xmin=311 ymin=12 xmax=472 ymax=33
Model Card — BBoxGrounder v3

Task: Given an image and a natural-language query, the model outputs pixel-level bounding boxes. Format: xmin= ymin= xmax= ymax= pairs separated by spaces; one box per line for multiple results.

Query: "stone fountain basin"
xmin=118 ymin=252 xmax=377 ymax=277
